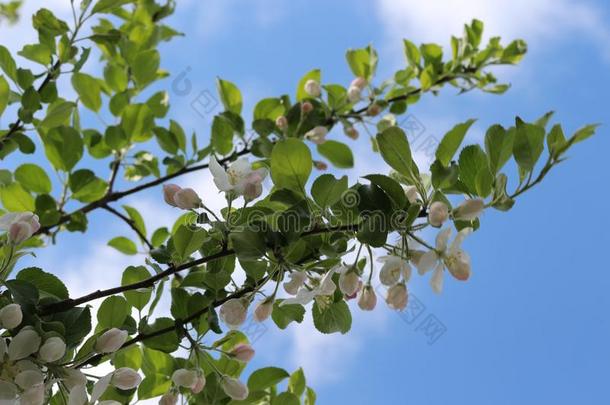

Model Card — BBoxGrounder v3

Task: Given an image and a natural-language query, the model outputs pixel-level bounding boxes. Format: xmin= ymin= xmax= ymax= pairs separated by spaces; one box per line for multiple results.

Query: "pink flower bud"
xmin=191 ymin=375 xmax=206 ymax=394
xmin=428 ymin=201 xmax=449 ymax=227
xmin=8 ymin=221 xmax=35 ymax=245
xmin=254 ymin=299 xmax=273 ymax=322
xmin=38 ymin=337 xmax=66 ymax=363
xmin=386 ymin=283 xmax=408 ymax=311
xmin=453 ymin=199 xmax=485 ymax=221
xmin=111 ymin=368 xmax=141 ymax=390
xmin=163 ymin=184 xmax=181 ymax=207
xmin=221 ymin=377 xmax=249 ymax=401
xmin=0 ymin=304 xmax=22 ymax=329
xmin=96 ymin=328 xmax=128 ymax=354
xmin=219 ymin=299 xmax=248 ymax=329
xmin=301 ymin=101 xmax=313 ymax=113
xmin=304 ymin=79 xmax=321 ymax=97
xmin=173 ymin=188 xmax=201 ymax=210
xmin=347 ymin=86 xmax=361 ymax=103
xmin=344 ymin=126 xmax=359 ymax=140
xmin=304 ymin=126 xmax=328 ymax=145
xmin=230 ymin=343 xmax=255 ymax=362
xmin=358 ymin=285 xmax=377 ymax=311
xmin=351 ymin=77 xmax=367 ymax=89
xmin=314 ymin=161 xmax=328 ymax=171
xmin=339 ymin=270 xmax=360 ymax=296
xmin=275 ymin=116 xmax=288 ymax=131
xmin=159 ymin=392 xmax=179 ymax=405
xmin=367 ymin=103 xmax=382 ymax=117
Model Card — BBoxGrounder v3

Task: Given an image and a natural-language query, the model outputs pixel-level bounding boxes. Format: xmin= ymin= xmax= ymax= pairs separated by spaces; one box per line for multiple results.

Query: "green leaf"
xmin=458 ymin=145 xmax=493 ymax=197
xmin=271 ymin=138 xmax=312 ymax=193
xmin=435 ymin=119 xmax=476 ymax=166
xmin=14 ymin=164 xmax=51 ymax=194
xmin=546 ymin=124 xmax=566 ymax=158
xmin=122 ymin=266 xmax=152 ymax=310
xmin=484 ymin=125 xmax=514 ymax=174
xmin=363 ymin=174 xmax=407 ymax=208
xmin=0 ymin=75 xmax=8 ymax=117
xmin=133 ymin=49 xmax=160 ymax=87
xmin=16 ymin=267 xmax=69 ymax=300
xmin=72 ymin=72 xmax=102 ymax=112
xmin=311 ymin=174 xmax=348 ymax=208
xmin=122 ymin=205 xmax=146 ymax=240
xmin=121 ymin=104 xmax=154 ymax=142
xmin=216 ymin=78 xmax=242 ymax=114
xmin=345 ymin=45 xmax=378 ymax=81
xmin=376 ymin=126 xmax=419 ymax=183
xmin=172 ymin=225 xmax=206 ymax=260
xmin=211 ymin=115 xmax=234 ymax=155
xmin=33 ymin=9 xmax=69 ymax=36
xmin=569 ymin=124 xmax=599 ymax=146
xmin=317 ymin=140 xmax=354 ymax=168
xmin=229 ymin=229 xmax=266 ymax=260
xmin=92 ymin=0 xmax=133 ymax=14
xmin=0 ymin=183 xmax=35 ymax=211
xmin=151 ymin=227 xmax=170 ymax=247
xmin=403 ymin=39 xmax=421 ymax=69
xmin=18 ymin=44 xmax=52 ymax=66
xmin=0 ymin=45 xmax=18 ymax=82
xmin=253 ymin=97 xmax=285 ymax=120
xmin=513 ymin=117 xmax=545 ymax=172
xmin=248 ymin=367 xmax=290 ymax=391
xmin=42 ymin=126 xmax=84 ymax=171
xmin=97 ymin=296 xmax=129 ymax=329
xmin=272 ymin=392 xmax=300 ymax=405
xmin=271 ymin=300 xmax=305 ymax=329
xmin=140 ymin=317 xmax=180 ymax=353
xmin=69 ymin=169 xmax=108 ymax=202
xmin=108 ymin=236 xmax=138 ymax=255
xmin=40 ymin=101 xmax=75 ymax=128
xmin=296 ymin=69 xmax=320 ymax=101
xmin=288 ymin=368 xmax=306 ymax=397
xmin=312 ymin=300 xmax=352 ymax=334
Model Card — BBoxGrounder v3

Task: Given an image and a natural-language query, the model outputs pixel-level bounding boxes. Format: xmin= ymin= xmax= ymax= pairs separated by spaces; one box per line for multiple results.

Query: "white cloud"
xmin=375 ymin=0 xmax=610 ymax=62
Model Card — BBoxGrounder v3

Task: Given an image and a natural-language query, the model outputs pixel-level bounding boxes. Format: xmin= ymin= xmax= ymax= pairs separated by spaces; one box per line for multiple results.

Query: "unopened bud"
xmin=96 ymin=328 xmax=128 ymax=354
xmin=304 ymin=79 xmax=321 ymax=97
xmin=14 ymin=370 xmax=44 ymax=390
xmin=159 ymin=392 xmax=179 ymax=405
xmin=358 ymin=285 xmax=377 ymax=311
xmin=344 ymin=126 xmax=359 ymax=140
xmin=428 ymin=201 xmax=449 ymax=227
xmin=172 ymin=369 xmax=197 ymax=388
xmin=8 ymin=328 xmax=41 ymax=361
xmin=453 ymin=199 xmax=485 ymax=221
xmin=173 ymin=188 xmax=201 ymax=210
xmin=230 ymin=343 xmax=255 ymax=362
xmin=367 ymin=103 xmax=382 ymax=117
xmin=404 ymin=186 xmax=419 ymax=204
xmin=39 ymin=337 xmax=66 ymax=363
xmin=163 ymin=184 xmax=181 ymax=207
xmin=3 ymin=212 xmax=40 ymax=245
xmin=339 ymin=270 xmax=360 ymax=296
xmin=191 ymin=375 xmax=206 ymax=394
xmin=350 ymin=77 xmax=367 ymax=89
xmin=304 ymin=126 xmax=328 ymax=145
xmin=254 ymin=299 xmax=273 ymax=322
xmin=111 ymin=368 xmax=141 ymax=390
xmin=221 ymin=377 xmax=249 ymax=401
xmin=347 ymin=86 xmax=361 ymax=103
xmin=386 ymin=283 xmax=408 ymax=311
xmin=275 ymin=115 xmax=288 ymax=131
xmin=0 ymin=304 xmax=22 ymax=329
xmin=314 ymin=161 xmax=328 ymax=171
xmin=301 ymin=101 xmax=314 ymax=113
xmin=219 ymin=299 xmax=248 ymax=329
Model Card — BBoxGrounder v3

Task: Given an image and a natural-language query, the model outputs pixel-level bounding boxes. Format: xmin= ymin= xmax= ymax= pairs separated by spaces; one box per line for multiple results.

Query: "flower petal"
xmin=450 ymin=227 xmax=472 ymax=255
xmin=209 ymin=157 xmax=232 ymax=191
xmin=430 ymin=262 xmax=444 ymax=294
xmin=436 ymin=227 xmax=452 ymax=251
xmin=416 ymin=251 xmax=439 ymax=275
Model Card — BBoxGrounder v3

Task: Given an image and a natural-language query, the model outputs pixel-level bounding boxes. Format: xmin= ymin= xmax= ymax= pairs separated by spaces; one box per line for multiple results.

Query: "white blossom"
xmin=209 ymin=157 xmax=268 ymax=201
xmin=454 ymin=198 xmax=485 ymax=221
xmin=95 ymin=328 xmax=128 ymax=354
xmin=0 ymin=212 xmax=40 ymax=244
xmin=304 ymin=126 xmax=328 ymax=145
xmin=416 ymin=227 xmax=473 ymax=294
xmin=8 ymin=328 xmax=41 ymax=361
xmin=338 ymin=269 xmax=360 ymax=296
xmin=111 ymin=368 xmax=141 ymax=390
xmin=428 ymin=201 xmax=449 ymax=227
xmin=377 ymin=256 xmax=411 ymax=286
xmin=253 ymin=298 xmax=273 ymax=322
xmin=38 ymin=337 xmax=66 ymax=363
xmin=283 ymin=271 xmax=307 ymax=295
xmin=386 ymin=283 xmax=408 ymax=311
xmin=281 ymin=266 xmax=340 ymax=306
xmin=303 ymin=79 xmax=321 ymax=97
xmin=219 ymin=299 xmax=248 ymax=329
xmin=358 ymin=285 xmax=377 ymax=311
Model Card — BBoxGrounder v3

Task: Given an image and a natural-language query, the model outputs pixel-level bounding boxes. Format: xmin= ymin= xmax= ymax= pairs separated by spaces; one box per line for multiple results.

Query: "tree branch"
xmin=101 ymin=204 xmax=153 ymax=250
xmin=35 ymin=147 xmax=252 ymax=236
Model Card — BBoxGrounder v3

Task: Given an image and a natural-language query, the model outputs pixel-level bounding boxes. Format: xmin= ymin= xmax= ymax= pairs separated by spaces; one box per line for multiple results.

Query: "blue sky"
xmin=2 ymin=0 xmax=610 ymax=404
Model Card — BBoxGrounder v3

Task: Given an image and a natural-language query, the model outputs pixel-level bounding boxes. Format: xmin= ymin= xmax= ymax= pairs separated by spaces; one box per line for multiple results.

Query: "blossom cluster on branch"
xmin=0 ymin=0 xmax=597 ymax=404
